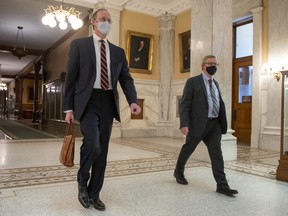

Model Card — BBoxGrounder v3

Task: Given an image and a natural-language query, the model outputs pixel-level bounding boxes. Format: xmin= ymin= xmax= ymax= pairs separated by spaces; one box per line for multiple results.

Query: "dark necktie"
xmin=209 ymin=79 xmax=219 ymax=117
xmin=100 ymin=40 xmax=109 ymax=90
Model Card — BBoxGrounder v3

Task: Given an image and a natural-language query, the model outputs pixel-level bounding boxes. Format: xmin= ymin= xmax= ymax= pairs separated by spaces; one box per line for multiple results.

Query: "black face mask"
xmin=206 ymin=66 xmax=217 ymax=75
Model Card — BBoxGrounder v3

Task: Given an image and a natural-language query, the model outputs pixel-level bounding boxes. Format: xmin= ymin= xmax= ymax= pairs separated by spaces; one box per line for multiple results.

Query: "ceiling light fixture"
xmin=12 ymin=26 xmax=28 ymax=59
xmin=41 ymin=0 xmax=83 ymax=30
xmin=0 ymin=64 xmax=7 ymax=91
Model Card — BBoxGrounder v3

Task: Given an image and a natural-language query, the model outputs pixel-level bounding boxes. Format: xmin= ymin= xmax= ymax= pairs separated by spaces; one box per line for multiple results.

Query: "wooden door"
xmin=232 ymin=57 xmax=252 ymax=145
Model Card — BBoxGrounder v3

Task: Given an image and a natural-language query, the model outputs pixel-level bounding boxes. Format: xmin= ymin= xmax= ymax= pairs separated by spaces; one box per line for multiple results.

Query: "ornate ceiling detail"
xmin=166 ymin=0 xmax=191 ymax=15
xmin=120 ymin=0 xmax=191 ymax=17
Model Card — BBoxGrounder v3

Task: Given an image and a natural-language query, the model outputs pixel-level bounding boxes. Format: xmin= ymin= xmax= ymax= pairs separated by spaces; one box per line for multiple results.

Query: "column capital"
xmin=251 ymin=6 xmax=263 ymax=14
xmin=158 ymin=13 xmax=176 ymax=29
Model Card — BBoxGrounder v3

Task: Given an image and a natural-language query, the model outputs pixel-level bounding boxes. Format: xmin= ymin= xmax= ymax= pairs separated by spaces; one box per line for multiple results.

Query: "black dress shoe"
xmin=173 ymin=172 xmax=188 ymax=185
xmin=78 ymin=185 xmax=90 ymax=208
xmin=90 ymin=198 xmax=106 ymax=211
xmin=216 ymin=184 xmax=238 ymax=196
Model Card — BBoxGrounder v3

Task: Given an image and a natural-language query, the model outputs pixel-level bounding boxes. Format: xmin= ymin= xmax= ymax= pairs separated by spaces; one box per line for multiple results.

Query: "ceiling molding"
xmin=64 ymin=0 xmax=191 ymax=17
xmin=166 ymin=0 xmax=191 ymax=15
xmin=123 ymin=0 xmax=191 ymax=16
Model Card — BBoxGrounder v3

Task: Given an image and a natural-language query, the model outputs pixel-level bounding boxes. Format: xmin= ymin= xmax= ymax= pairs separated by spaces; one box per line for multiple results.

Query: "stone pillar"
xmin=15 ymin=76 xmax=23 ymax=119
xmin=250 ymin=6 xmax=263 ymax=149
xmin=260 ymin=0 xmax=287 ymax=151
xmin=32 ymin=62 xmax=41 ymax=123
xmin=157 ymin=13 xmax=175 ymax=126
xmin=190 ymin=0 xmax=213 ymax=77
xmin=212 ymin=0 xmax=233 ymax=130
xmin=190 ymin=0 xmax=237 ymax=162
xmin=106 ymin=7 xmax=121 ymax=46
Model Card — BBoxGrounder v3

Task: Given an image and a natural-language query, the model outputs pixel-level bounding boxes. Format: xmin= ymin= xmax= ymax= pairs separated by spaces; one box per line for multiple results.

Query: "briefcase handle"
xmin=65 ymin=120 xmax=73 ymax=136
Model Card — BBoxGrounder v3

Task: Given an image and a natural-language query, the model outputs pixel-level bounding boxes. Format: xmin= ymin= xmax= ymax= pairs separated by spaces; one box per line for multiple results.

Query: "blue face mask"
xmin=206 ymin=66 xmax=217 ymax=75
xmin=97 ymin=21 xmax=111 ymax=35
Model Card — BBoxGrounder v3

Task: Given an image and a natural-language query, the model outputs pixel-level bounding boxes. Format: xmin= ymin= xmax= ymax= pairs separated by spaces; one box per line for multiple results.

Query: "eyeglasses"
xmin=96 ymin=18 xmax=112 ymax=24
xmin=204 ymin=62 xmax=219 ymax=66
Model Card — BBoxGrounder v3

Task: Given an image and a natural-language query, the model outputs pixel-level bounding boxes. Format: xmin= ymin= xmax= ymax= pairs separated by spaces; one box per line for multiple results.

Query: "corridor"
xmin=0 ymin=135 xmax=287 ymax=216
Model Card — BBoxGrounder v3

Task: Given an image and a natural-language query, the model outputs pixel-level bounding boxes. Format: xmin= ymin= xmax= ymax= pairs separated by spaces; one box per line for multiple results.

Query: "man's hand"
xmin=180 ymin=127 xmax=189 ymax=136
xmin=65 ymin=112 xmax=75 ymax=123
xmin=130 ymin=103 xmax=141 ymax=115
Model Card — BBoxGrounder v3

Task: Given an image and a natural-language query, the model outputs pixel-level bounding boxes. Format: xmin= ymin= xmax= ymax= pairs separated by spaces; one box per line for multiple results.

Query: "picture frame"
xmin=179 ymin=30 xmax=191 ymax=73
xmin=126 ymin=31 xmax=154 ymax=74
xmin=27 ymin=86 xmax=34 ymax=102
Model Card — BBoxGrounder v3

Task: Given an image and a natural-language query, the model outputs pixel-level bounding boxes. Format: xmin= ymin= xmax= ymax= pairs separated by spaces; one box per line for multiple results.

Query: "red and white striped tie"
xmin=100 ymin=40 xmax=109 ymax=90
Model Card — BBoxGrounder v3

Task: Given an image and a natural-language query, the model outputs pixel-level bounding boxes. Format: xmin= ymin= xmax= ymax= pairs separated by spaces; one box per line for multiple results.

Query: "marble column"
xmin=260 ymin=0 xmax=288 ymax=151
xmin=105 ymin=7 xmax=121 ymax=46
xmin=32 ymin=62 xmax=41 ymax=123
xmin=250 ymin=6 xmax=263 ymax=149
xmin=212 ymin=0 xmax=233 ymax=129
xmin=190 ymin=0 xmax=237 ymax=162
xmin=191 ymin=0 xmax=233 ymax=127
xmin=190 ymin=0 xmax=213 ymax=76
xmin=14 ymin=76 xmax=23 ymax=120
xmin=157 ymin=13 xmax=175 ymax=125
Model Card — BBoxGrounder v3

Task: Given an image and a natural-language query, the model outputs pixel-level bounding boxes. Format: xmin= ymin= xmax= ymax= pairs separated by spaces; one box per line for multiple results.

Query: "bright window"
xmin=235 ymin=23 xmax=253 ymax=58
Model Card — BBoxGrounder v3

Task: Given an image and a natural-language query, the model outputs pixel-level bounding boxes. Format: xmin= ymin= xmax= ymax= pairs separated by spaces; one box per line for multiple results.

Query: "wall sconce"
xmin=263 ymin=64 xmax=282 ymax=82
xmin=274 ymin=71 xmax=281 ymax=81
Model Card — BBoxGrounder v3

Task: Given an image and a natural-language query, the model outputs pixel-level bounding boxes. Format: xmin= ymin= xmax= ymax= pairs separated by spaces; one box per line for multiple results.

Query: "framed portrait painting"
xmin=126 ymin=31 xmax=154 ymax=74
xmin=179 ymin=30 xmax=191 ymax=73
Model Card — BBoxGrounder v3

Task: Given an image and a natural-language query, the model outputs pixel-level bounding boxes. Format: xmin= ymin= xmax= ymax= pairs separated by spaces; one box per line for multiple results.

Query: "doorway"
xmin=232 ymin=18 xmax=253 ymax=145
xmin=232 ymin=56 xmax=252 ymax=145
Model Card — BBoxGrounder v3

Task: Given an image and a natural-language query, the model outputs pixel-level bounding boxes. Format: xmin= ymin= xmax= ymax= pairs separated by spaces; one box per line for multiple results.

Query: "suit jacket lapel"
xmin=108 ymin=42 xmax=116 ymax=85
xmin=87 ymin=36 xmax=96 ymax=68
xmin=199 ymin=74 xmax=209 ymax=100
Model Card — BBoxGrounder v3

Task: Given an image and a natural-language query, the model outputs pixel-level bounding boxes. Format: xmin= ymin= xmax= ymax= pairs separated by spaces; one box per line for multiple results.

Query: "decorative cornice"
xmin=166 ymin=0 xmax=191 ymax=15
xmin=118 ymin=0 xmax=191 ymax=17
xmin=65 ymin=0 xmax=191 ymax=17
xmin=123 ymin=2 xmax=163 ymax=16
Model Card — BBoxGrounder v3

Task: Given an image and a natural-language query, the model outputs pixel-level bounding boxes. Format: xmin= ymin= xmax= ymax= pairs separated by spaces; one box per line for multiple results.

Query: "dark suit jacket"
xmin=64 ymin=36 xmax=138 ymax=122
xmin=179 ymin=74 xmax=227 ymax=136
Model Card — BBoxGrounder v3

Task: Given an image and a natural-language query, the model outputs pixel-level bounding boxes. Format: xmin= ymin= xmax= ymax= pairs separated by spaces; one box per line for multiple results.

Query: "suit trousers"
xmin=175 ymin=118 xmax=227 ymax=185
xmin=77 ymin=89 xmax=116 ymax=199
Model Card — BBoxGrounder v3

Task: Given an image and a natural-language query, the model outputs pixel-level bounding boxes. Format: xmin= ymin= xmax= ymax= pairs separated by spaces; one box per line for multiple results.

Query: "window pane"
xmin=236 ymin=23 xmax=253 ymax=58
xmin=238 ymin=66 xmax=253 ymax=103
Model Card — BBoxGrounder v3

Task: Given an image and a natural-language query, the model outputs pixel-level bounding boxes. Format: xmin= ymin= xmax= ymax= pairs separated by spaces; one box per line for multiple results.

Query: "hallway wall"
xmin=39 ymin=0 xmax=287 ymax=153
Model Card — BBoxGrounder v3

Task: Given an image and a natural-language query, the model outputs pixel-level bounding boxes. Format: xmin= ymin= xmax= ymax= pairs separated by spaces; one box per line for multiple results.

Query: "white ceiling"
xmin=0 ymin=0 xmax=190 ymax=84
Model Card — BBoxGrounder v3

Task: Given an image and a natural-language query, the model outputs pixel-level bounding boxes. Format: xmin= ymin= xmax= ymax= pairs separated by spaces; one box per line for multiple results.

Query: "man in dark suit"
xmin=64 ymin=8 xmax=141 ymax=211
xmin=173 ymin=55 xmax=238 ymax=197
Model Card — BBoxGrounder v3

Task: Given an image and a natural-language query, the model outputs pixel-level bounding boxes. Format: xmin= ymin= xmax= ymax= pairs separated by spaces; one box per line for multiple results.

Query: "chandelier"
xmin=41 ymin=0 xmax=83 ymax=30
xmin=12 ymin=26 xmax=28 ymax=59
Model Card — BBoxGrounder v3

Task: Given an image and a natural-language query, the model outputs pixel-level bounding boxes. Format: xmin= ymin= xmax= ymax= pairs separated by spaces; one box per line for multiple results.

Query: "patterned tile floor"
xmin=0 ymin=137 xmax=279 ymax=190
xmin=0 ymin=137 xmax=287 ymax=216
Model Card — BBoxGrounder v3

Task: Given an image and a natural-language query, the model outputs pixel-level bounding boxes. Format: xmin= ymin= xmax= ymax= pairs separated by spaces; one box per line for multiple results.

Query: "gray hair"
xmin=202 ymin=55 xmax=216 ymax=65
